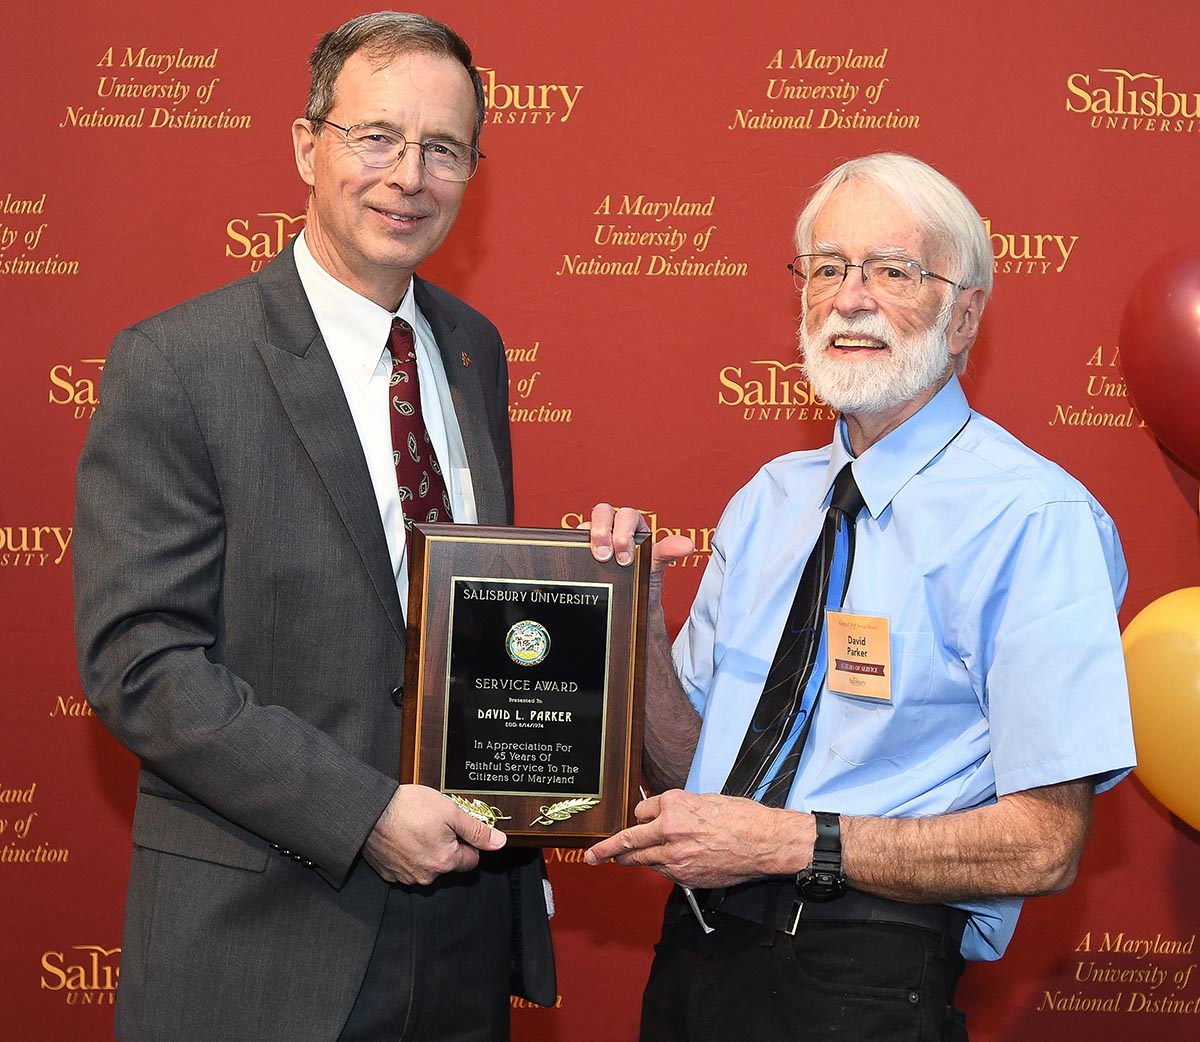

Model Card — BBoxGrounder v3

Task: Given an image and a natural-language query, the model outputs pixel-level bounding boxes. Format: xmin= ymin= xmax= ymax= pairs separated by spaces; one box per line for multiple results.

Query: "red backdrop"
xmin=4 ymin=1 xmax=1199 ymax=1039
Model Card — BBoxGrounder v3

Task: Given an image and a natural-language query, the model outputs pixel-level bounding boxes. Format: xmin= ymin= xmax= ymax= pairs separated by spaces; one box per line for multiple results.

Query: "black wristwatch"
xmin=795 ymin=811 xmax=847 ymax=901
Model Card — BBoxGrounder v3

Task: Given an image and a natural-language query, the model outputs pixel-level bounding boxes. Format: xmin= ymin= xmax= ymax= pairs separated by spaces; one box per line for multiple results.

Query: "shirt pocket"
xmin=828 ymin=630 xmax=935 ymax=767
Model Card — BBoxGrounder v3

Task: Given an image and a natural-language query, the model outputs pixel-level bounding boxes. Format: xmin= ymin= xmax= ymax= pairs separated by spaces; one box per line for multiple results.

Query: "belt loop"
xmin=940 ymin=908 xmax=968 ymax=959
xmin=759 ymin=885 xmax=780 ymax=947
xmin=939 ymin=918 xmax=954 ymax=958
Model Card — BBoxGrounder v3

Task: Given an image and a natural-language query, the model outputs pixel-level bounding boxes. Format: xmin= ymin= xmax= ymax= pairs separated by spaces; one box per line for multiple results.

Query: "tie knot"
xmin=830 ymin=464 xmax=865 ymax=522
xmin=389 ymin=317 xmax=415 ymax=360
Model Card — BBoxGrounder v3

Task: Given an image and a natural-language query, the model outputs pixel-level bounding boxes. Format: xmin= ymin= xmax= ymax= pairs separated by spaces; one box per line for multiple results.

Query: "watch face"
xmin=797 ymin=869 xmax=847 ymax=902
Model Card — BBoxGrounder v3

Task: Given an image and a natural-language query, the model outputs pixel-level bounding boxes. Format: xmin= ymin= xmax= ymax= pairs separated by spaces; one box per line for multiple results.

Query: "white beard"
xmin=800 ymin=305 xmax=953 ymax=416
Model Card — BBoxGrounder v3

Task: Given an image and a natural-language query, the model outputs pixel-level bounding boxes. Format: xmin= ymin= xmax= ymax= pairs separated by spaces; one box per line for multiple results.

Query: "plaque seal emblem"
xmin=506 ymin=619 xmax=550 ymax=666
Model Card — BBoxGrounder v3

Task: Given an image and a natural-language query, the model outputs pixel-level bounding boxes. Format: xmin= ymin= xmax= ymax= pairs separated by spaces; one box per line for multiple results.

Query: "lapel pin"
xmin=461 ymin=352 xmax=471 ymax=368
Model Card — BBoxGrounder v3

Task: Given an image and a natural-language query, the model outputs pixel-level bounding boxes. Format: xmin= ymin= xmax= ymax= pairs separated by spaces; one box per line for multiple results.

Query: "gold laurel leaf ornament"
xmin=530 ymin=797 xmax=601 ymax=827
xmin=446 ymin=794 xmax=511 ymax=828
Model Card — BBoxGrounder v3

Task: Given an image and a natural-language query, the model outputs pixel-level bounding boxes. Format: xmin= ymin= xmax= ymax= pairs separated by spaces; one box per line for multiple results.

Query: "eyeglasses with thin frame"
xmin=788 ymin=254 xmax=965 ymax=303
xmin=314 ymin=119 xmax=484 ymax=182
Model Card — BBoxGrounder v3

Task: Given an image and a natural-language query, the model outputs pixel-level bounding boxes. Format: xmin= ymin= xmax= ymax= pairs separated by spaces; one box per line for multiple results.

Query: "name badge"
xmin=826 ymin=611 xmax=892 ymax=701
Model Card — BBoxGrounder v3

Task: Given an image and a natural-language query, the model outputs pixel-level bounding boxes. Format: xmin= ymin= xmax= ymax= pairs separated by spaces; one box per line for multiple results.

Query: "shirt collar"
xmin=293 ymin=230 xmax=416 ymax=368
xmin=829 ymin=376 xmax=972 ymax=519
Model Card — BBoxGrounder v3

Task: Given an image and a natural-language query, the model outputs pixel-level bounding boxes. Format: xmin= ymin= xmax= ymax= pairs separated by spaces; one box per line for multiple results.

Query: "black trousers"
xmin=640 ymin=889 xmax=969 ymax=1042
xmin=337 ymin=862 xmax=513 ymax=1042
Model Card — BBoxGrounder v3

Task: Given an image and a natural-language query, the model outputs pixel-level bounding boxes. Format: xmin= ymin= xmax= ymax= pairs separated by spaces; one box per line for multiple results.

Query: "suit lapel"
xmin=252 ymin=246 xmax=406 ymax=640
xmin=414 ymin=278 xmax=508 ymax=525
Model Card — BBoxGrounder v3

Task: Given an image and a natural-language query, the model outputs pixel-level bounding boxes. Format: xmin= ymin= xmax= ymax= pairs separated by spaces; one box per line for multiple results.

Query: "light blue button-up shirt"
xmin=674 ymin=376 xmax=1136 ymax=960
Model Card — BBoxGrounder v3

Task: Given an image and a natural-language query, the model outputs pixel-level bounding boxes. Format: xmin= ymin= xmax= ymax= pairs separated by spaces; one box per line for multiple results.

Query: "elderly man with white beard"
xmin=584 ymin=153 xmax=1135 ymax=1042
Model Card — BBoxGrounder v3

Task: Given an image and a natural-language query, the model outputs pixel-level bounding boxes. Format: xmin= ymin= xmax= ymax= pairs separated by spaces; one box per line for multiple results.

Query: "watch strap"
xmin=811 ymin=811 xmax=841 ymax=867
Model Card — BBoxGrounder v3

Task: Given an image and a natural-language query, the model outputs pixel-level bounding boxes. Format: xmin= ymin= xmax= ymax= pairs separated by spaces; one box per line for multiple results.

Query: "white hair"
xmin=794 ymin=153 xmax=993 ymax=299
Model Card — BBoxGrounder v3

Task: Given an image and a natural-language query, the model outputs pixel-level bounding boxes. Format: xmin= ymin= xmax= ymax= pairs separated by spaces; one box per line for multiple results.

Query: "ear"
xmin=948 ymin=287 xmax=986 ymax=359
xmin=292 ymin=118 xmax=318 ymax=190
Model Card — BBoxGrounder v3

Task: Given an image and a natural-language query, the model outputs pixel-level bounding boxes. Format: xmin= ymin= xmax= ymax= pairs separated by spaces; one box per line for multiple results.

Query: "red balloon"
xmin=1120 ymin=245 xmax=1200 ymax=472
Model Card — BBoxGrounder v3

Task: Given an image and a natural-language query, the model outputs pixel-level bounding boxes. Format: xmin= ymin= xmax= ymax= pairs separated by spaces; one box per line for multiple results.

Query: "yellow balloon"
xmin=1122 ymin=587 xmax=1200 ymax=831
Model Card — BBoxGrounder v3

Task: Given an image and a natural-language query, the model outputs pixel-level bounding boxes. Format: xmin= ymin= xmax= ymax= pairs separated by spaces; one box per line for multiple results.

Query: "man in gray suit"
xmin=73 ymin=12 xmax=553 ymax=1042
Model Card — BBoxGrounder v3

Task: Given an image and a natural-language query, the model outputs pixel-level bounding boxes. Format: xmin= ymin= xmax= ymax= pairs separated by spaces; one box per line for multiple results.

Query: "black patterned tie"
xmin=721 ymin=463 xmax=865 ymax=807
xmin=387 ymin=317 xmax=452 ymax=552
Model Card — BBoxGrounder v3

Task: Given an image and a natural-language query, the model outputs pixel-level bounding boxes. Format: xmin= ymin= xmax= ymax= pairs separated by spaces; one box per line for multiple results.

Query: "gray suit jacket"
xmin=74 ymin=245 xmax=554 ymax=1041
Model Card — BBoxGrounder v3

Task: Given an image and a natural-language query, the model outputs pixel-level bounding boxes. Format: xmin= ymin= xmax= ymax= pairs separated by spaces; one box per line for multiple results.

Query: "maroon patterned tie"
xmin=387 ymin=317 xmax=453 ymax=550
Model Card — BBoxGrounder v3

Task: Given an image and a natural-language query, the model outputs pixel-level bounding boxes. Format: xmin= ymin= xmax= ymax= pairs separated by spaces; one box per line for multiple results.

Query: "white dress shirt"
xmin=293 ymin=231 xmax=477 ymax=616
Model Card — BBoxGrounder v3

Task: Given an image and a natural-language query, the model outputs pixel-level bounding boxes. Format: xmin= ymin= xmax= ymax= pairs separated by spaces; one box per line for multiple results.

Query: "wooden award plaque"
xmin=400 ymin=524 xmax=650 ymax=846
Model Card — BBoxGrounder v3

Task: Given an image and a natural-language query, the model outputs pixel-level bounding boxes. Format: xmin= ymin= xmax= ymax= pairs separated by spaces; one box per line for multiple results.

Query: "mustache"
xmin=803 ymin=311 xmax=898 ymax=348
